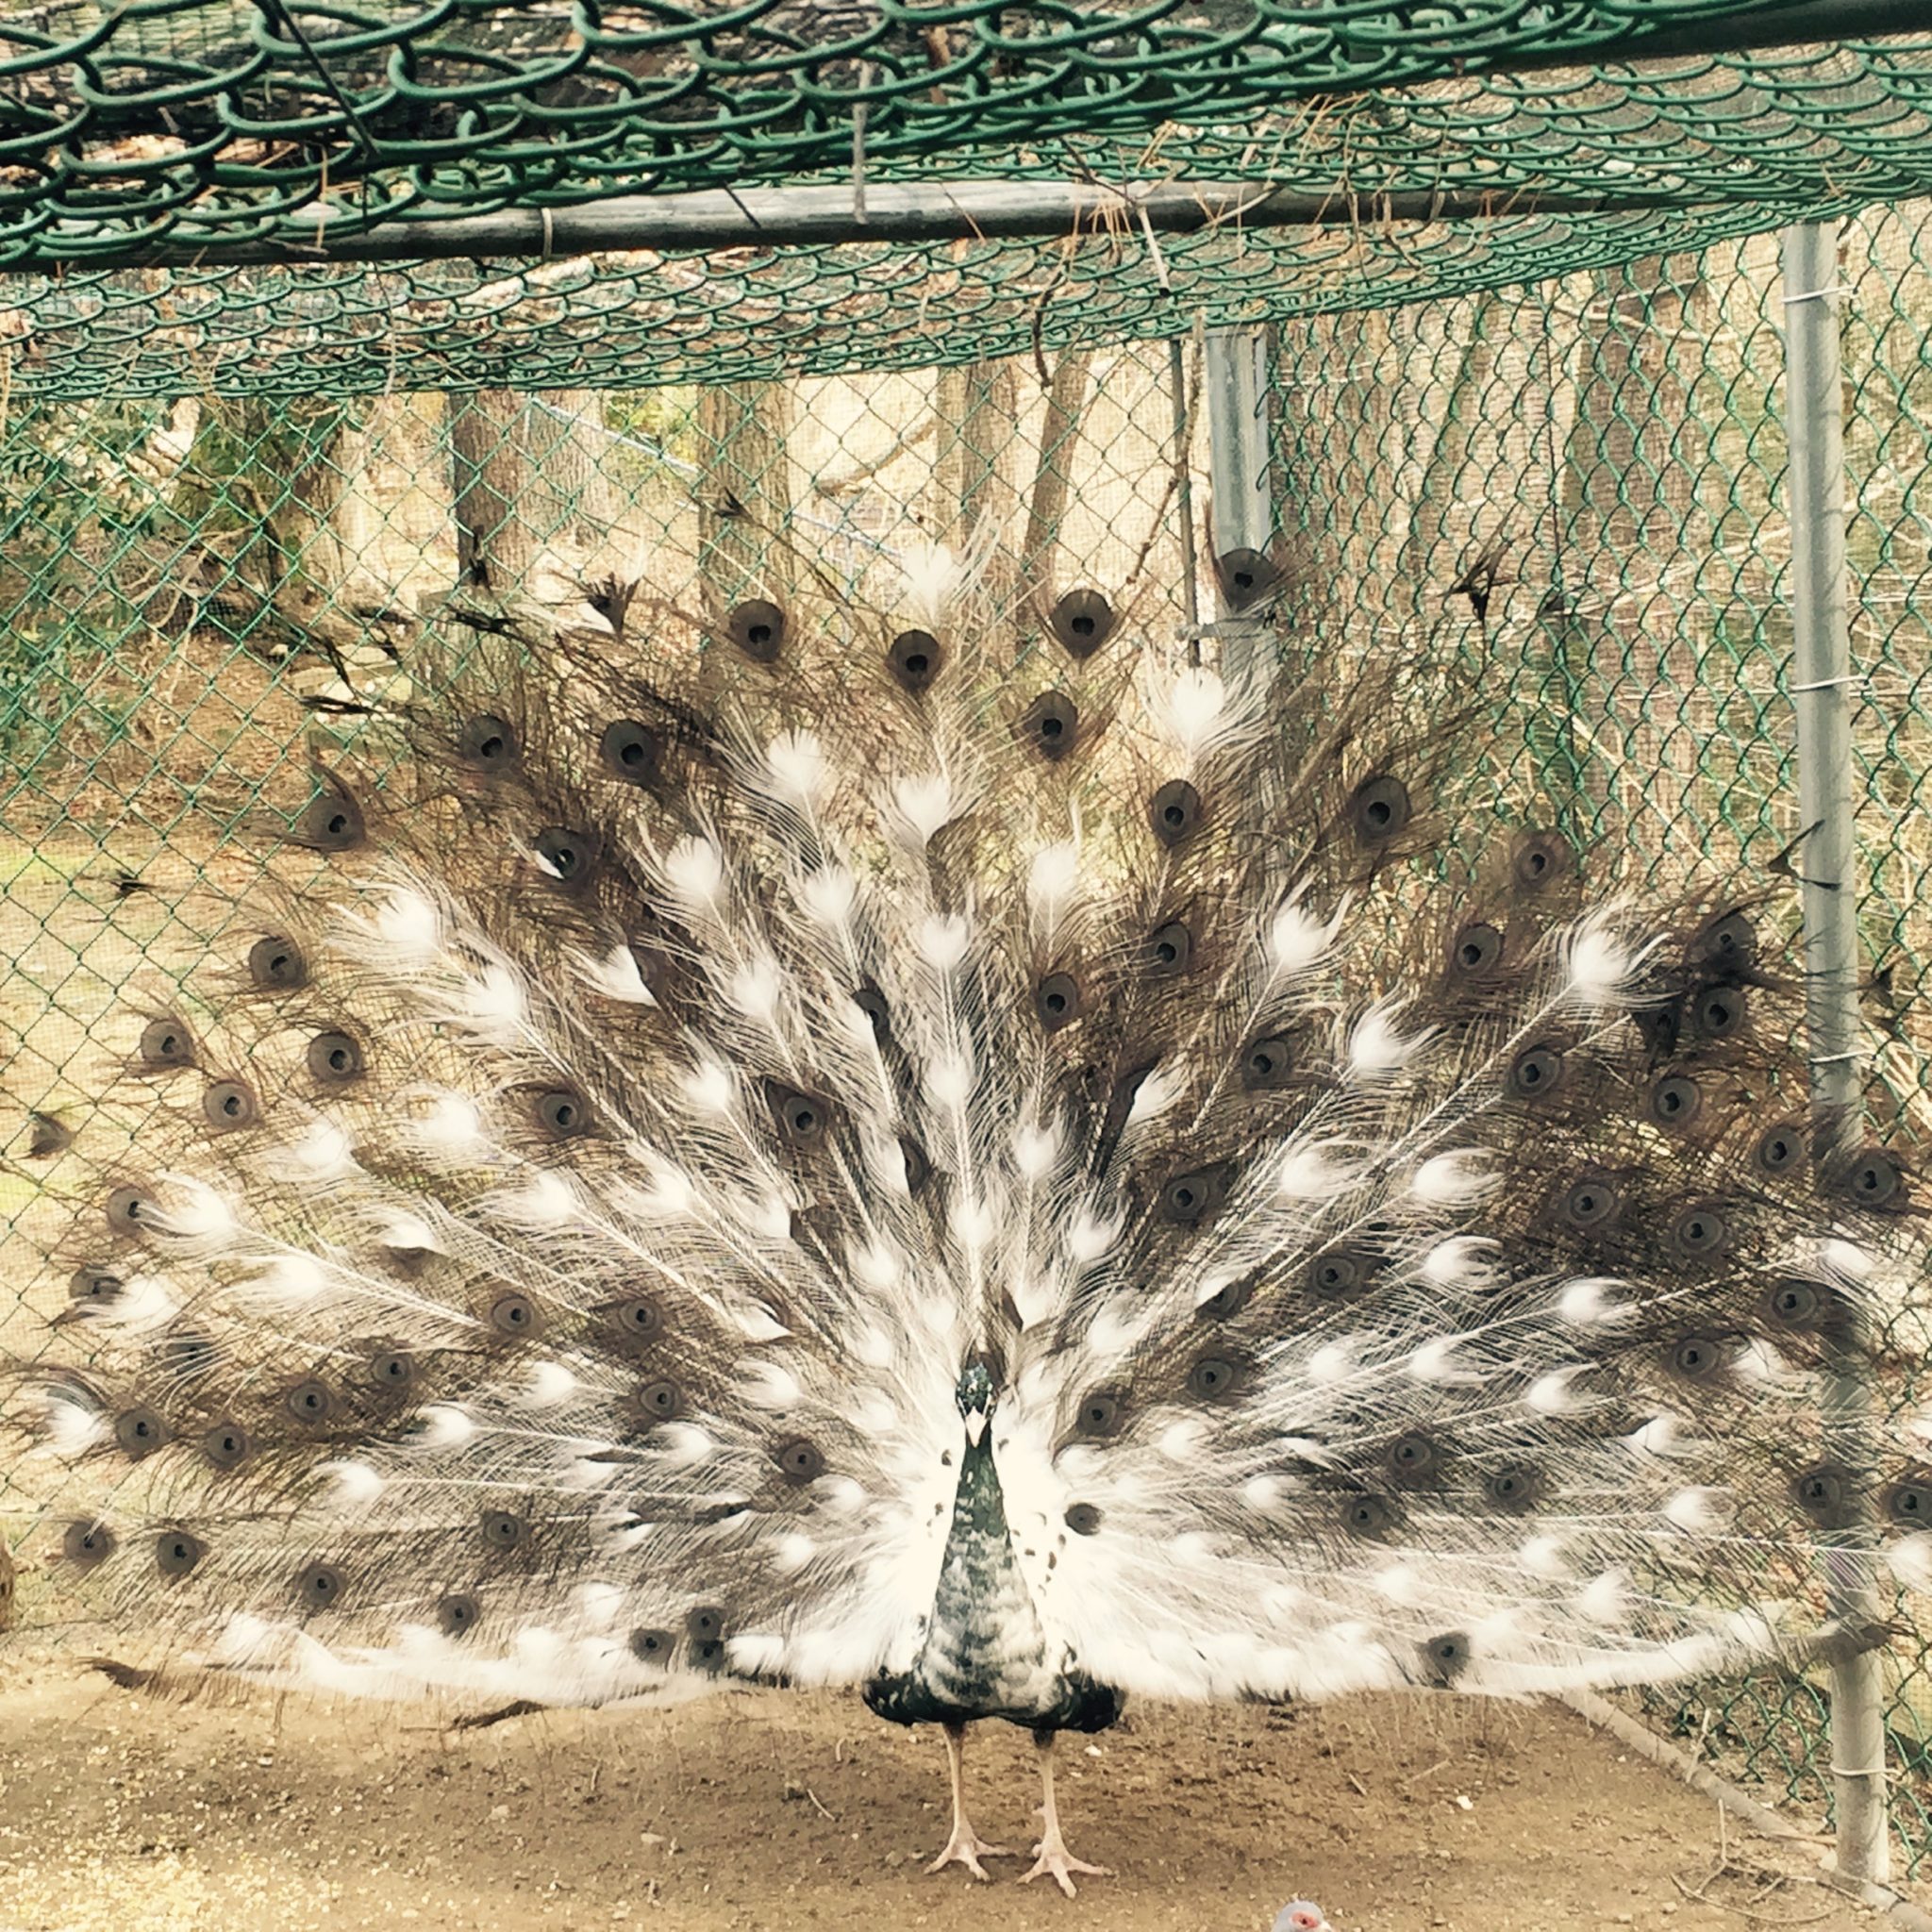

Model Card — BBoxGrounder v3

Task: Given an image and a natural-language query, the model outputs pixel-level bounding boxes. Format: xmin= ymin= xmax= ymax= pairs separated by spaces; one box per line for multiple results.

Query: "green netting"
xmin=7 ymin=0 xmax=1932 ymax=1900
xmin=4 ymin=2 xmax=1930 ymax=270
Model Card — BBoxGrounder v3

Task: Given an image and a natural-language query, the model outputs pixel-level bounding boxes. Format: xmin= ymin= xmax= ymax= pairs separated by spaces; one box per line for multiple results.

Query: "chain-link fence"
xmin=6 ymin=125 xmax=1932 ymax=1908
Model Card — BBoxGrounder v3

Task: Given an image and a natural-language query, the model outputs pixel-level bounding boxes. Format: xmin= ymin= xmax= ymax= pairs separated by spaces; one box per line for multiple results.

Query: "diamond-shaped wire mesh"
xmin=3 ymin=203 xmax=1932 ymax=1874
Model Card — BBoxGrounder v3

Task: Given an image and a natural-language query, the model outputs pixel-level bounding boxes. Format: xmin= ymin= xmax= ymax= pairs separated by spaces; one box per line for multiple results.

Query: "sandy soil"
xmin=0 ymin=1647 xmax=1890 ymax=1932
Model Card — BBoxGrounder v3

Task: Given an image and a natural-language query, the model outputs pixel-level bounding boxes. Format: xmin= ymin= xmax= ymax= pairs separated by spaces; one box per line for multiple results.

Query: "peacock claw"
xmin=925 ymin=1830 xmax=1013 ymax=1881
xmin=1020 ymin=1839 xmax=1112 ymax=1899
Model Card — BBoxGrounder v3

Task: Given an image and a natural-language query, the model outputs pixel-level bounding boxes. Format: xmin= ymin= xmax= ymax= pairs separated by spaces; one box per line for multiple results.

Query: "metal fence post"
xmin=1782 ymin=216 xmax=1890 ymax=1890
xmin=1203 ymin=327 xmax=1274 ymax=678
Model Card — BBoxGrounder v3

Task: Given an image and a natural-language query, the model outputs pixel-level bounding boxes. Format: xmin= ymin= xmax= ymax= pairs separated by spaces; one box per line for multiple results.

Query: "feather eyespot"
xmin=70 ymin=1266 xmax=123 ymax=1303
xmin=1064 ymin=1503 xmax=1103 ymax=1536
xmin=774 ymin=1439 xmax=824 ymax=1484
xmin=889 ymin=629 xmax=942 ymax=691
xmin=1073 ymin=1391 xmax=1123 ymax=1439
xmin=1559 ymin=1174 xmax=1623 ymax=1231
xmin=297 ymin=777 xmax=363 ymax=852
xmin=534 ymin=1087 xmax=591 ymax=1138
xmin=202 ymin=1422 xmax=249 ymax=1470
xmin=1647 ymin=1073 xmax=1701 ymax=1128
xmin=1764 ymin=1277 xmax=1825 ymax=1329
xmin=1693 ymin=986 xmax=1748 ymax=1039
xmin=1242 ymin=1035 xmax=1296 ymax=1091
xmin=852 ymin=984 xmax=891 ymax=1041
xmin=1342 ymin=1494 xmax=1395 ymax=1540
xmin=1507 ymin=1043 xmax=1564 ymax=1100
xmin=1689 ymin=908 xmax=1756 ymax=972
xmin=1668 ymin=1203 xmax=1729 ymax=1262
xmin=439 ymin=1593 xmax=481 ymax=1638
xmin=1049 ymin=588 xmax=1114 ymax=658
xmin=1668 ymin=1334 xmax=1724 ymax=1380
xmin=636 ymin=1379 xmax=682 ymax=1424
xmin=202 ymin=1080 xmax=259 ymax=1131
xmin=629 ymin=1626 xmax=672 ymax=1664
xmin=114 ymin=1408 xmax=170 ymax=1460
xmin=1350 ymin=774 xmax=1411 ymax=844
xmin=62 ymin=1522 xmax=116 ymax=1567
xmin=1160 ymin=1168 xmax=1227 ymax=1225
xmin=1036 ymin=973 xmax=1081 ymax=1032
xmin=1148 ymin=779 xmax=1201 ymax=849
xmin=1186 ymin=1356 xmax=1240 ymax=1400
xmin=1485 ymin=1465 xmax=1541 ymax=1513
xmin=1387 ymin=1432 xmax=1439 ymax=1482
xmin=139 ymin=1018 xmax=193 ymax=1069
xmin=1146 ymin=921 xmax=1192 ymax=977
xmin=610 ymin=1296 xmax=663 ymax=1343
xmin=368 ymin=1349 xmax=415 ymax=1390
xmin=1887 ymin=1478 xmax=1932 ymax=1525
xmin=105 ymin=1186 xmax=155 ymax=1235
xmin=1512 ymin=830 xmax=1571 ymax=890
xmin=1195 ymin=1274 xmax=1254 ymax=1321
xmin=306 ymin=1031 xmax=363 ymax=1085
xmin=285 ymin=1379 xmax=335 ymax=1424
xmin=1755 ymin=1119 xmax=1804 ymax=1174
xmin=1214 ymin=546 xmax=1278 ymax=612
xmin=728 ymin=600 xmax=785 ymax=663
xmin=1307 ymin=1245 xmax=1374 ymax=1297
xmin=155 ymin=1530 xmax=203 ymax=1579
xmin=1021 ymin=691 xmax=1078 ymax=762
xmin=1418 ymin=1631 xmax=1471 ymax=1685
xmin=899 ymin=1137 xmax=933 ymax=1193
xmin=294 ymin=1561 xmax=346 ymax=1610
xmin=599 ymin=719 xmax=659 ymax=785
xmin=490 ymin=1292 xmax=541 ymax=1338
xmin=458 ymin=714 xmax=518 ymax=769
xmin=1795 ymin=1463 xmax=1855 ymax=1527
xmin=534 ymin=826 xmax=594 ymax=887
xmin=479 ymin=1510 xmax=527 ymax=1553
xmin=1449 ymin=923 xmax=1504 ymax=975
xmin=247 ymin=936 xmax=307 ymax=990
xmin=1842 ymin=1146 xmax=1904 ymax=1207
xmin=773 ymin=1089 xmax=829 ymax=1146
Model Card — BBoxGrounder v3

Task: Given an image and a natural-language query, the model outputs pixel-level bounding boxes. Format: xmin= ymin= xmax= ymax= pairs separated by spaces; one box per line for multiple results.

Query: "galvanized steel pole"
xmin=1782 ymin=216 xmax=1890 ymax=1889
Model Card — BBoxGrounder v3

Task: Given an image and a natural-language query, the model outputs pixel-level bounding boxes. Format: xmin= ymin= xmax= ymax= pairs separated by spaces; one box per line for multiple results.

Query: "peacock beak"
xmin=963 ymin=1407 xmax=989 ymax=1447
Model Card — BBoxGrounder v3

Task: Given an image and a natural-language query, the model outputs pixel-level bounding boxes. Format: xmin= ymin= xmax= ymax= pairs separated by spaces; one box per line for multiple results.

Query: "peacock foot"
xmin=925 ymin=1824 xmax=1013 ymax=1881
xmin=1019 ymin=1830 xmax=1112 ymax=1899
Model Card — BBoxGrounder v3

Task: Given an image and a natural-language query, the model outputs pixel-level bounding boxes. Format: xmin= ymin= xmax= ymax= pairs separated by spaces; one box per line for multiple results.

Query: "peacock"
xmin=2 ymin=532 xmax=1925 ymax=1899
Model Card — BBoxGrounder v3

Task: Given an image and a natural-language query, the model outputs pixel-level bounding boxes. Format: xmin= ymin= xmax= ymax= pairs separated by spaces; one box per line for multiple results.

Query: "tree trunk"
xmin=929 ymin=359 xmax=1019 ymax=601
xmin=1019 ymin=350 xmax=1092 ymax=610
xmin=449 ymin=388 xmax=609 ymax=591
xmin=697 ymin=381 xmax=798 ymax=610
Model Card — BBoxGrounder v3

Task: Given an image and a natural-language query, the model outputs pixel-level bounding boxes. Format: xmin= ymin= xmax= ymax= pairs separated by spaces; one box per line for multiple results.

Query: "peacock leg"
xmin=1019 ymin=1728 xmax=1112 ymax=1897
xmin=924 ymin=1721 xmax=1012 ymax=1879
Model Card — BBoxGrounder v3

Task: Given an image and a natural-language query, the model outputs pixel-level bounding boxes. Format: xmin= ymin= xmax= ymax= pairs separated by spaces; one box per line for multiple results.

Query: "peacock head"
xmin=955 ymin=1357 xmax=1000 ymax=1446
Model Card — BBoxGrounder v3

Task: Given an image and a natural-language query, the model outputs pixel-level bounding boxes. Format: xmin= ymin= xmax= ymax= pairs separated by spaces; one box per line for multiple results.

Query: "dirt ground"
xmin=0 ymin=1645 xmax=1894 ymax=1932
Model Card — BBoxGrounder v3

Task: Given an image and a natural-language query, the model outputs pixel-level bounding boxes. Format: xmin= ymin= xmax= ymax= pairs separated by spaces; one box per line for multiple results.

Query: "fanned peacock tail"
xmin=4 ymin=533 xmax=1925 ymax=1728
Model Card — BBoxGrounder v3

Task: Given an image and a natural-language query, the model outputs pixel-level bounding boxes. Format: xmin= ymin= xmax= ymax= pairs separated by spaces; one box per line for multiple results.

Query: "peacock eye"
xmin=1148 ymin=780 xmax=1202 ymax=848
xmin=611 ymin=1296 xmax=662 ymax=1341
xmin=202 ymin=1080 xmax=259 ymax=1130
xmin=307 ymin=1031 xmax=363 ymax=1084
xmin=479 ymin=1510 xmax=527 ymax=1552
xmin=535 ymin=826 xmax=594 ymax=885
xmin=1843 ymin=1147 xmax=1903 ymax=1206
xmin=1755 ymin=1120 xmax=1803 ymax=1174
xmin=203 ymin=1422 xmax=249 ymax=1470
xmin=1507 ymin=1043 xmax=1563 ymax=1099
xmin=534 ymin=1087 xmax=591 ymax=1138
xmin=247 ymin=936 xmax=307 ymax=990
xmin=156 ymin=1530 xmax=204 ymax=1579
xmin=285 ymin=1378 xmax=336 ymax=1423
xmin=1648 ymin=1073 xmax=1701 ymax=1127
xmin=1450 ymin=923 xmax=1503 ymax=974
xmin=1186 ymin=1357 xmax=1239 ymax=1400
xmin=369 ymin=1349 xmax=415 ymax=1388
xmin=728 ymin=599 xmax=785 ymax=662
xmin=1350 ymin=774 xmax=1411 ymax=843
xmin=1073 ymin=1391 xmax=1122 ymax=1439
xmin=491 ymin=1292 xmax=541 ymax=1338
xmin=774 ymin=1439 xmax=824 ymax=1483
xmin=439 ymin=1593 xmax=481 ymax=1638
xmin=114 ymin=1408 xmax=171 ymax=1459
xmin=1049 ymin=589 xmax=1114 ymax=658
xmin=637 ymin=1379 xmax=682 ymax=1422
xmin=1037 ymin=973 xmax=1081 ymax=1032
xmin=629 ymin=1626 xmax=672 ymax=1663
xmin=889 ymin=629 xmax=942 ymax=691
xmin=1063 ymin=1503 xmax=1102 ymax=1536
xmin=63 ymin=1521 xmax=117 ymax=1566
xmin=599 ymin=719 xmax=658 ymax=784
xmin=459 ymin=714 xmax=518 ymax=768
xmin=139 ymin=1018 xmax=192 ymax=1068
xmin=295 ymin=1561 xmax=346 ymax=1610
xmin=1146 ymin=922 xmax=1192 ymax=977
xmin=1387 ymin=1432 xmax=1438 ymax=1481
